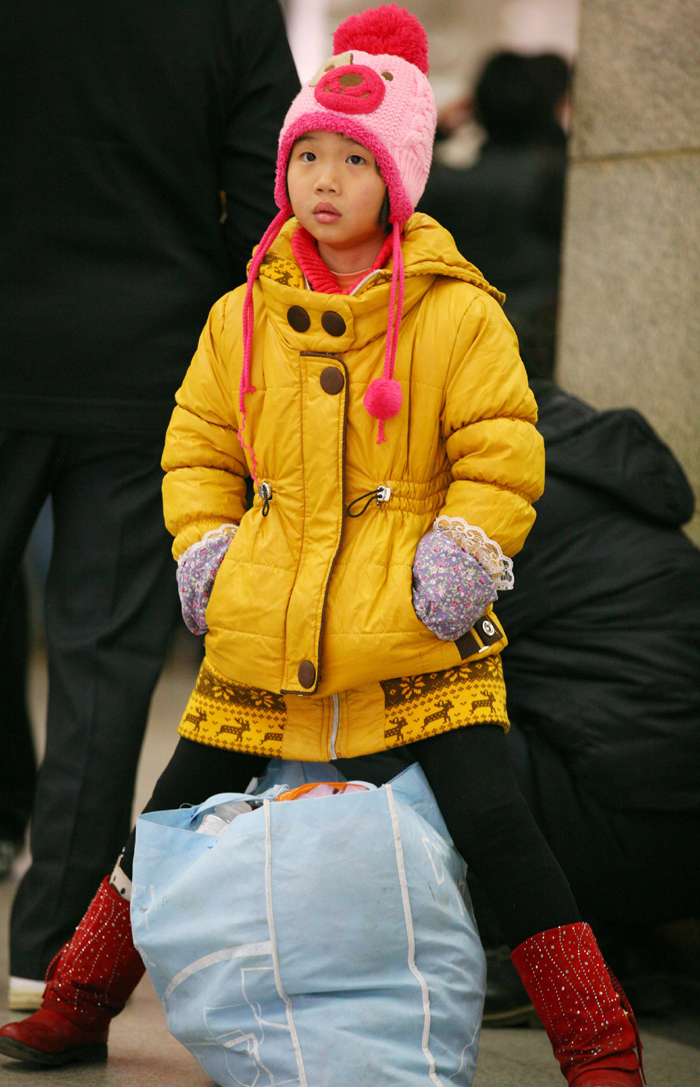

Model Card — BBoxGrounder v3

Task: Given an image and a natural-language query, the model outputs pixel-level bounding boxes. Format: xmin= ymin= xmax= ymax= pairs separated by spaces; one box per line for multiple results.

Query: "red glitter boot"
xmin=0 ymin=877 xmax=144 ymax=1066
xmin=511 ymin=922 xmax=644 ymax=1086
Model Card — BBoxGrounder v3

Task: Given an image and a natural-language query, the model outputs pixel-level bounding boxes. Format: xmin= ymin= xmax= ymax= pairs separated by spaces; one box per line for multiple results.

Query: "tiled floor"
xmin=1 ymin=649 xmax=698 ymax=1085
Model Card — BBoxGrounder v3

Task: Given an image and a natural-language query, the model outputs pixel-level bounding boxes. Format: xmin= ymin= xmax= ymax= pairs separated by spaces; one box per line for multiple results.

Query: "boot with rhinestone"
xmin=0 ymin=870 xmax=143 ymax=1066
xmin=511 ymin=922 xmax=645 ymax=1086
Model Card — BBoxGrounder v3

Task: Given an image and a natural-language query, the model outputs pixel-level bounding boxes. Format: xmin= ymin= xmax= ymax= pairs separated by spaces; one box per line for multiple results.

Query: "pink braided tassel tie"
xmin=363 ymin=216 xmax=405 ymax=443
xmin=511 ymin=922 xmax=644 ymax=1086
xmin=238 ymin=207 xmax=291 ymax=484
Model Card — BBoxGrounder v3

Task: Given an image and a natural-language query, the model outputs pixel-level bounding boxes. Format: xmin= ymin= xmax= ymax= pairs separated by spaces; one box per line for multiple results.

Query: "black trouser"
xmin=506 ymin=720 xmax=700 ymax=926
xmin=0 ymin=430 xmax=180 ymax=979
xmin=121 ymin=724 xmax=580 ymax=952
xmin=0 ymin=573 xmax=36 ymax=844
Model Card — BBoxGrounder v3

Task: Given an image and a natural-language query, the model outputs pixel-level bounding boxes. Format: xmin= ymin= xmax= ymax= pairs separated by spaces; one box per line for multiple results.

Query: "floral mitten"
xmin=412 ymin=527 xmax=497 ymax=640
xmin=176 ymin=525 xmax=237 ymax=636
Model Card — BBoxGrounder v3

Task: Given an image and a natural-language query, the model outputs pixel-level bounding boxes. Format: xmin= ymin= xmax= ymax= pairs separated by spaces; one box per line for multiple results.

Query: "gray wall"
xmin=557 ymin=0 xmax=700 ymax=541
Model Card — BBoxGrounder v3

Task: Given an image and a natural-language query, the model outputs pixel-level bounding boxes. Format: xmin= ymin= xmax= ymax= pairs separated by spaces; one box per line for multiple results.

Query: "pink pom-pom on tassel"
xmin=364 ymin=377 xmax=403 ymax=445
xmin=364 ymin=377 xmax=402 ymax=419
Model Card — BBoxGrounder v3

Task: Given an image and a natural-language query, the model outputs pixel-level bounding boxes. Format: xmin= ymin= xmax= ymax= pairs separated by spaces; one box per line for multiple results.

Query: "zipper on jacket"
xmin=258 ymin=481 xmax=272 ymax=517
xmin=347 ymin=484 xmax=392 ymax=518
xmin=330 ymin=693 xmax=340 ymax=760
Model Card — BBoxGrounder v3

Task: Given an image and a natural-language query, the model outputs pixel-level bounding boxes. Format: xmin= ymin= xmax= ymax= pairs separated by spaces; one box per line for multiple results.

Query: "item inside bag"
xmin=196 ymin=801 xmax=254 ymax=836
xmin=276 ymin=781 xmax=370 ymax=802
xmin=194 ymin=782 xmax=370 ymax=835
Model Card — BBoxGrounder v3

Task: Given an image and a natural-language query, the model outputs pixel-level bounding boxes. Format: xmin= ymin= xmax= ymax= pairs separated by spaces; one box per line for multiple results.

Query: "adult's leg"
xmin=10 ymin=435 xmax=181 ymax=981
xmin=0 ymin=432 xmax=61 ymax=1000
xmin=507 ymin=719 xmax=700 ymax=924
xmin=0 ymin=430 xmax=57 ymax=624
xmin=0 ymin=573 xmax=37 ymax=854
xmin=119 ymin=736 xmax=268 ymax=880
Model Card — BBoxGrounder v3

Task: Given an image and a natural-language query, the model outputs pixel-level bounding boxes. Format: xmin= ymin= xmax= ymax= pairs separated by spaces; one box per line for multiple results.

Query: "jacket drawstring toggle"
xmin=347 ymin=485 xmax=392 ymax=518
xmin=259 ymin=482 xmax=272 ymax=517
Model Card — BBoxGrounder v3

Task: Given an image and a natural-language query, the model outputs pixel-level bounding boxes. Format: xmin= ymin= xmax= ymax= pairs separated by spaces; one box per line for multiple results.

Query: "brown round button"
xmin=287 ymin=305 xmax=310 ymax=332
xmin=298 ymin=660 xmax=316 ymax=689
xmin=320 ymin=366 xmax=344 ymax=395
xmin=321 ymin=311 xmax=346 ymax=337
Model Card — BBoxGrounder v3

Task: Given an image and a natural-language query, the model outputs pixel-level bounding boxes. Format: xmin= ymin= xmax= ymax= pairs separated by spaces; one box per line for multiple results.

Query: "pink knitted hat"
xmin=239 ymin=5 xmax=437 ymax=471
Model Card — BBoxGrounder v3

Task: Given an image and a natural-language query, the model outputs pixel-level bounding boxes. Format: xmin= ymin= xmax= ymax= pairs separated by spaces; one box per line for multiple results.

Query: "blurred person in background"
xmin=0 ymin=0 xmax=298 ymax=1010
xmin=420 ymin=50 xmax=570 ymax=331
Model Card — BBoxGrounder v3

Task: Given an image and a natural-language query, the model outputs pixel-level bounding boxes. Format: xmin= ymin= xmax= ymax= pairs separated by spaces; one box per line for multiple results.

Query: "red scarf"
xmin=291 ymin=226 xmax=393 ymax=294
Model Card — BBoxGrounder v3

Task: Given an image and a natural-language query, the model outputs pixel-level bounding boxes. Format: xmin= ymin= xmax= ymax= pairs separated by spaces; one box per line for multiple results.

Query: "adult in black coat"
xmin=0 ymin=0 xmax=299 ymax=1000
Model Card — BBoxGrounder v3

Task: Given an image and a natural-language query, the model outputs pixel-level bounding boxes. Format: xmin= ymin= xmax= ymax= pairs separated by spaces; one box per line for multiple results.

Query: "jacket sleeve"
xmin=440 ymin=292 xmax=545 ymax=559
xmin=162 ymin=294 xmax=249 ymax=559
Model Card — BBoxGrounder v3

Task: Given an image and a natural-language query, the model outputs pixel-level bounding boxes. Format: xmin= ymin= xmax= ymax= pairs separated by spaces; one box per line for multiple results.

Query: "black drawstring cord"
xmin=347 ymin=485 xmax=391 ymax=517
xmin=347 ymin=490 xmax=380 ymax=517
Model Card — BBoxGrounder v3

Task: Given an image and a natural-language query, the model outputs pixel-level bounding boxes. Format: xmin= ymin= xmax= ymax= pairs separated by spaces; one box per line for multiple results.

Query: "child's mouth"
xmin=313 ymin=202 xmax=341 ymax=224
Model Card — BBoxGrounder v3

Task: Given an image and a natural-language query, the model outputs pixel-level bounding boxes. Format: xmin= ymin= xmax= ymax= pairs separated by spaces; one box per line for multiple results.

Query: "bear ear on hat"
xmin=333 ymin=4 xmax=429 ymax=74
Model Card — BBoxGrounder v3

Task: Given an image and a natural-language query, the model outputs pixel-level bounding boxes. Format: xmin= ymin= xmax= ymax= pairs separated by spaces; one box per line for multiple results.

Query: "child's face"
xmin=287 ymin=131 xmax=387 ymax=252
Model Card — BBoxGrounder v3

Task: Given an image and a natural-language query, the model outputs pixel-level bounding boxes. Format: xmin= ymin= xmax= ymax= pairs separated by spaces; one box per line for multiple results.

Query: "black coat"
xmin=497 ymin=381 xmax=700 ymax=813
xmin=0 ymin=0 xmax=299 ymax=437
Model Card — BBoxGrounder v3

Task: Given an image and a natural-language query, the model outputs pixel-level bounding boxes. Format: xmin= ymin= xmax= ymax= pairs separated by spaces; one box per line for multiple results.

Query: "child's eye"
xmin=299 ymin=151 xmax=316 ymax=162
xmin=347 ymin=154 xmax=365 ymax=165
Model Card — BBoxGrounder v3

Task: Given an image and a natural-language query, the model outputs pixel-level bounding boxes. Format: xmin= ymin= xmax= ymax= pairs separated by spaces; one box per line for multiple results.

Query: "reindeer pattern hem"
xmin=177 ymin=654 xmax=509 ymax=761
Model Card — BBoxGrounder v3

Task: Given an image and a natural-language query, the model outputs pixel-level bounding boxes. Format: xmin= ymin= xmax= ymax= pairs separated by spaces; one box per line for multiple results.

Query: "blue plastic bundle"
xmin=131 ymin=762 xmax=485 ymax=1087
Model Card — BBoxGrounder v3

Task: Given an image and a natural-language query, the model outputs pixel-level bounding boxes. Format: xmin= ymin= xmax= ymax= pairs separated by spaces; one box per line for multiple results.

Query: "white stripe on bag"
xmin=386 ymin=783 xmax=444 ymax=1087
xmin=164 ymin=941 xmax=272 ymax=1001
xmin=264 ymin=798 xmax=308 ymax=1087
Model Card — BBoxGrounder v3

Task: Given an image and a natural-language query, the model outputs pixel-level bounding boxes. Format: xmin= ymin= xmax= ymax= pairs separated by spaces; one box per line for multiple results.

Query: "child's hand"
xmin=176 ymin=526 xmax=237 ymax=636
xmin=412 ymin=528 xmax=497 ymax=641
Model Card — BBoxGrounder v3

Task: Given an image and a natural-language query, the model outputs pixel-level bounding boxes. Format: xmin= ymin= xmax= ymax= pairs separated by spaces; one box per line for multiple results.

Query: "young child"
xmin=0 ymin=8 xmax=643 ymax=1085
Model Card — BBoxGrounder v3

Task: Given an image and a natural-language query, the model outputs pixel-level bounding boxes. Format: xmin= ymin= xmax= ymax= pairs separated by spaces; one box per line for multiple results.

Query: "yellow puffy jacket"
xmin=162 ymin=214 xmax=544 ymax=700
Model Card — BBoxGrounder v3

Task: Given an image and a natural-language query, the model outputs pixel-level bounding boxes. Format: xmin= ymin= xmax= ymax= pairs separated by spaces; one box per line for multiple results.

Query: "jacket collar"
xmin=257 ymin=213 xmax=503 ymax=301
xmin=255 ymin=213 xmax=503 ymax=354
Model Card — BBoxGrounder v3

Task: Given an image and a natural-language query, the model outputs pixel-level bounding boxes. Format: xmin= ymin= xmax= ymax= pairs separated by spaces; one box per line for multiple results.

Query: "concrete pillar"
xmin=557 ymin=1 xmax=700 ymax=541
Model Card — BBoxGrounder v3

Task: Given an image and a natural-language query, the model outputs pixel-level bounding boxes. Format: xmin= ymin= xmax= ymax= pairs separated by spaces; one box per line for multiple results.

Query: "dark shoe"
xmin=481 ymin=944 xmax=540 ymax=1027
xmin=0 ymin=1008 xmax=107 ymax=1066
xmin=512 ymin=922 xmax=644 ymax=1086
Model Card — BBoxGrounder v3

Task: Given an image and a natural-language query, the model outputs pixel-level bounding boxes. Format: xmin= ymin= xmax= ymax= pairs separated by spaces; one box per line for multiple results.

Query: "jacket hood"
xmin=257 ymin=213 xmax=505 ymax=305
xmin=531 ymin=379 xmax=695 ymax=526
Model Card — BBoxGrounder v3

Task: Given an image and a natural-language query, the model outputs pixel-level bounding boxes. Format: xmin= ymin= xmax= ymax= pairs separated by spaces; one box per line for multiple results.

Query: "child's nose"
xmin=315 ymin=171 xmax=339 ymax=193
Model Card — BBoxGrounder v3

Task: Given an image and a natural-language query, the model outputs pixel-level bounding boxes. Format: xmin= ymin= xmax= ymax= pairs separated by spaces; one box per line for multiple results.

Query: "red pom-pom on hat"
xmin=333 ymin=4 xmax=429 ymax=75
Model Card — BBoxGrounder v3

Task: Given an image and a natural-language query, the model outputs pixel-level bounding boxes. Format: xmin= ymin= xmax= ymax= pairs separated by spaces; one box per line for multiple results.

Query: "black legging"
xmin=121 ymin=724 xmax=579 ymax=951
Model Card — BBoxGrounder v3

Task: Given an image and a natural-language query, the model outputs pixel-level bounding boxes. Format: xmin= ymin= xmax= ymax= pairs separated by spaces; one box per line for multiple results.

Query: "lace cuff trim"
xmin=434 ymin=516 xmax=514 ymax=591
xmin=177 ymin=523 xmax=238 ymax=572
